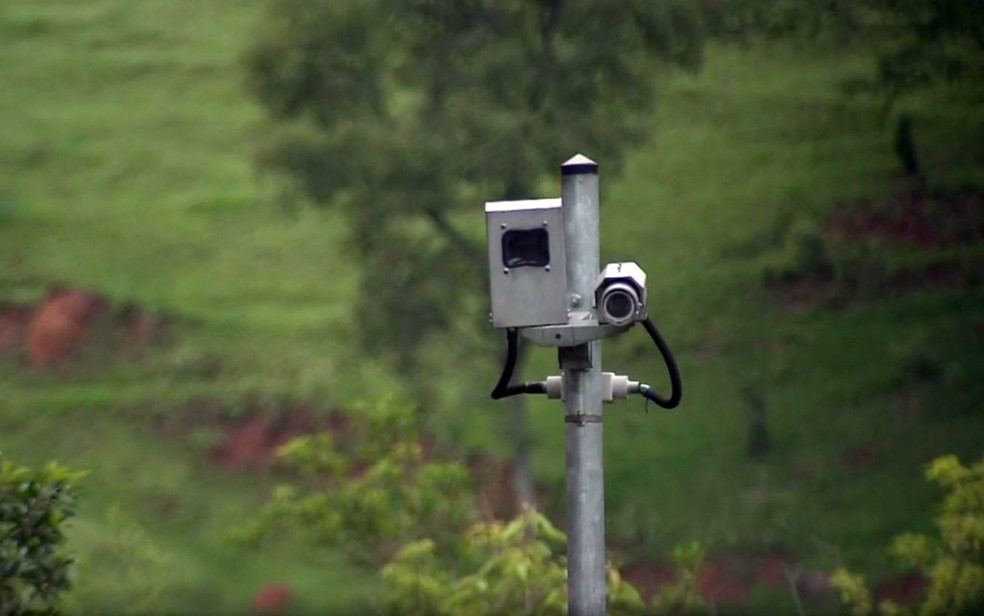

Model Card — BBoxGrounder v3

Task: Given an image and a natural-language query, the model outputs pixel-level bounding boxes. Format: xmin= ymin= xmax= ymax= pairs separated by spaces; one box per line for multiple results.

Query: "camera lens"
xmin=604 ymin=290 xmax=634 ymax=321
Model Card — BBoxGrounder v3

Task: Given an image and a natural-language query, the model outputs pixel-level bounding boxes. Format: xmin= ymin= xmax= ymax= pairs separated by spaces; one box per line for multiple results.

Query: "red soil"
xmin=825 ymin=188 xmax=984 ymax=248
xmin=26 ymin=287 xmax=108 ymax=366
xmin=206 ymin=407 xmax=324 ymax=473
xmin=251 ymin=582 xmax=294 ymax=613
xmin=621 ymin=549 xmax=791 ymax=606
xmin=876 ymin=571 xmax=927 ymax=605
xmin=0 ymin=285 xmax=167 ymax=369
xmin=0 ymin=302 xmax=32 ymax=354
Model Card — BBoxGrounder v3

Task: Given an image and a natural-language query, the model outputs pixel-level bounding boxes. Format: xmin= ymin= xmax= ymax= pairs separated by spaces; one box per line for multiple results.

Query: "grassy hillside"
xmin=0 ymin=1 xmax=380 ymax=613
xmin=1 ymin=0 xmax=983 ymax=612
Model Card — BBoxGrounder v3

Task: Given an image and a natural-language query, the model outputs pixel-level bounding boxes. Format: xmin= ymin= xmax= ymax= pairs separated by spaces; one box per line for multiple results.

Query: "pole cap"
xmin=561 ymin=153 xmax=598 ymax=176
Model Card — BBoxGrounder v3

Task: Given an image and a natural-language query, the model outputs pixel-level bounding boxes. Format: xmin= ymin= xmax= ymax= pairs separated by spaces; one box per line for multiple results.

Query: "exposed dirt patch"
xmin=0 ymin=302 xmax=32 ymax=354
xmin=897 ymin=390 xmax=922 ymax=423
xmin=842 ymin=440 xmax=889 ymax=469
xmin=768 ymin=187 xmax=984 ymax=310
xmin=0 ymin=284 xmax=171 ymax=369
xmin=768 ymin=278 xmax=842 ymax=312
xmin=251 ymin=582 xmax=294 ymax=613
xmin=207 ymin=409 xmax=322 ymax=473
xmin=825 ymin=187 xmax=984 ymax=248
xmin=619 ymin=561 xmax=677 ymax=601
xmin=164 ymin=400 xmax=542 ymax=521
xmin=875 ymin=571 xmax=927 ymax=606
xmin=621 ymin=549 xmax=793 ymax=607
xmin=26 ymin=287 xmax=108 ymax=367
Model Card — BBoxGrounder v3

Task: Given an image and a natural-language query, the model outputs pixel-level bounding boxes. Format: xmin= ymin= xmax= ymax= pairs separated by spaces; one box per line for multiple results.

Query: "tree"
xmin=244 ymin=0 xmax=704 ymax=507
xmin=876 ymin=0 xmax=984 ymax=101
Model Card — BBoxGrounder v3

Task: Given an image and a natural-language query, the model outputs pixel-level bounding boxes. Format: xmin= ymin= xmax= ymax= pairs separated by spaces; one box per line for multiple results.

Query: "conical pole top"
xmin=561 ymin=153 xmax=598 ymax=176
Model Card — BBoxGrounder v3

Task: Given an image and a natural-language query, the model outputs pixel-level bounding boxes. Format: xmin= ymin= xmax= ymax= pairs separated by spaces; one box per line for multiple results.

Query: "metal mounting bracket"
xmin=519 ymin=310 xmax=631 ymax=347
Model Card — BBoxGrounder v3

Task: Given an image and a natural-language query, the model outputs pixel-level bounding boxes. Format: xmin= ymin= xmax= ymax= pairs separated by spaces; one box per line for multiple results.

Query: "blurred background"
xmin=1 ymin=0 xmax=982 ymax=613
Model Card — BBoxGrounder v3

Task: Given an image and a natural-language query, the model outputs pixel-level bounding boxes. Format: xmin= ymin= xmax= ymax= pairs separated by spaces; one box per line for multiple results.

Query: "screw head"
xmin=570 ymin=293 xmax=582 ymax=307
xmin=545 ymin=265 xmax=551 ymax=272
xmin=503 ymin=268 xmax=509 ymax=274
xmin=500 ymin=223 xmax=507 ymax=229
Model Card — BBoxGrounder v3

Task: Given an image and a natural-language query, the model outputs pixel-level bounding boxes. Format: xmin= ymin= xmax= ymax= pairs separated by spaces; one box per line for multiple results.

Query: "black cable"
xmin=639 ymin=317 xmax=682 ymax=409
xmin=490 ymin=328 xmax=547 ymax=399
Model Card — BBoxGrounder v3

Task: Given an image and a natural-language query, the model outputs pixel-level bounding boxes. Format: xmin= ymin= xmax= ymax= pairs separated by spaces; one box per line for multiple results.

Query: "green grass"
xmin=1 ymin=0 xmax=983 ymax=611
xmin=0 ymin=1 xmax=381 ymax=612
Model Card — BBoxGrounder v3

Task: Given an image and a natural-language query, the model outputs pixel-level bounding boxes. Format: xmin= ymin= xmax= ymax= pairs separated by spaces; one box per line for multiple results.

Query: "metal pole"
xmin=560 ymin=154 xmax=605 ymax=616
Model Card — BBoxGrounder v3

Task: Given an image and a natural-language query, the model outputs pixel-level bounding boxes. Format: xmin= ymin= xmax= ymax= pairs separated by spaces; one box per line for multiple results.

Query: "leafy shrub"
xmin=241 ymin=398 xmax=713 ymax=615
xmin=382 ymin=505 xmax=645 ymax=616
xmin=649 ymin=541 xmax=709 ymax=615
xmin=831 ymin=454 xmax=984 ymax=615
xmin=0 ymin=456 xmax=85 ymax=614
xmin=235 ymin=398 xmax=475 ymax=565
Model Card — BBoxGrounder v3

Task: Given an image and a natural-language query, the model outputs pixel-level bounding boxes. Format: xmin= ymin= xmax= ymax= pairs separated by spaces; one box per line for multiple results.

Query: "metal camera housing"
xmin=594 ymin=262 xmax=647 ymax=326
xmin=485 ymin=198 xmax=569 ymax=328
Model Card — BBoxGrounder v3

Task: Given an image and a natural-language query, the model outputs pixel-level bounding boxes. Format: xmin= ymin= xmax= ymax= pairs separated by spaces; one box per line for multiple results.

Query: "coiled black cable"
xmin=490 ymin=328 xmax=547 ymax=399
xmin=639 ymin=317 xmax=682 ymax=409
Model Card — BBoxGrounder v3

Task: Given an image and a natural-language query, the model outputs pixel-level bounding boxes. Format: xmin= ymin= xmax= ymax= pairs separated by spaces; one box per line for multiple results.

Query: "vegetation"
xmin=831 ymin=454 xmax=984 ymax=615
xmin=383 ymin=506 xmax=648 ymax=616
xmin=237 ymin=398 xmax=475 ymax=567
xmin=249 ymin=400 xmax=704 ymax=615
xmin=0 ymin=457 xmax=84 ymax=614
xmin=244 ymin=0 xmax=706 ymax=504
xmin=0 ymin=0 xmax=981 ymax=612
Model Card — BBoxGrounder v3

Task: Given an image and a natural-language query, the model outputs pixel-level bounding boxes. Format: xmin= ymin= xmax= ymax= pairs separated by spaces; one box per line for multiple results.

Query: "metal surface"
xmin=595 ymin=261 xmax=648 ymax=325
xmin=519 ymin=310 xmax=629 ymax=347
xmin=560 ymin=153 xmax=606 ymax=616
xmin=486 ymin=198 xmax=569 ymax=328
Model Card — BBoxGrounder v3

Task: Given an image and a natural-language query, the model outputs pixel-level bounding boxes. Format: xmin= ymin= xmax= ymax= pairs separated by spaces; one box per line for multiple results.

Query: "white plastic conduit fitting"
xmin=545 ymin=373 xmax=640 ymax=402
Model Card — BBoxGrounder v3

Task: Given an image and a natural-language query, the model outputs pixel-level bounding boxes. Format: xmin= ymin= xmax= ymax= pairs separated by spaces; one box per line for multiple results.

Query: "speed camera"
xmin=485 ymin=198 xmax=569 ymax=329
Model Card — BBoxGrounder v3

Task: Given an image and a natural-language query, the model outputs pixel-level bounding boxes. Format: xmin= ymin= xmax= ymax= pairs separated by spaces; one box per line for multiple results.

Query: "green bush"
xmin=241 ymin=397 xmax=713 ymax=615
xmin=0 ymin=456 xmax=85 ymax=614
xmin=235 ymin=397 xmax=475 ymax=565
xmin=831 ymin=454 xmax=984 ymax=615
xmin=382 ymin=505 xmax=646 ymax=616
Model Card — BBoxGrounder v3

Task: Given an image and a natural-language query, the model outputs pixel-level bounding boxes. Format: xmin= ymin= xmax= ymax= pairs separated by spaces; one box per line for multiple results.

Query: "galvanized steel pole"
xmin=560 ymin=154 xmax=606 ymax=616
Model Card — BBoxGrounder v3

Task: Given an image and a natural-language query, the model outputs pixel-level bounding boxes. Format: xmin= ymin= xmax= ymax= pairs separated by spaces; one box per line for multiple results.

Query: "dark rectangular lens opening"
xmin=502 ymin=228 xmax=550 ymax=268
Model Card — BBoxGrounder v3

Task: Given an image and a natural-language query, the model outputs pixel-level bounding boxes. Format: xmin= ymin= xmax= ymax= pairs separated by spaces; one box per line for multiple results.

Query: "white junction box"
xmin=485 ymin=198 xmax=568 ymax=328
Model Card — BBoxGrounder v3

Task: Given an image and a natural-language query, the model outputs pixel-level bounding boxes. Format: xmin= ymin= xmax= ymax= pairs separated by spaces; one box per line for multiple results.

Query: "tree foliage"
xmin=382 ymin=505 xmax=646 ymax=616
xmin=241 ymin=397 xmax=709 ymax=615
xmin=696 ymin=0 xmax=860 ymax=41
xmin=244 ymin=0 xmax=705 ymax=367
xmin=0 ymin=457 xmax=84 ymax=615
xmin=831 ymin=453 xmax=984 ymax=616
xmin=876 ymin=0 xmax=984 ymax=99
xmin=233 ymin=398 xmax=475 ymax=566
